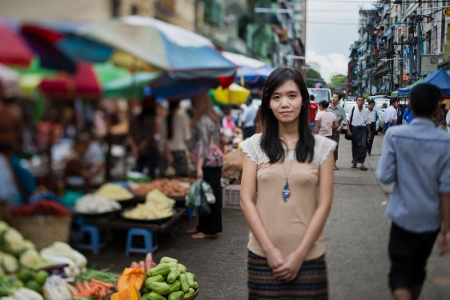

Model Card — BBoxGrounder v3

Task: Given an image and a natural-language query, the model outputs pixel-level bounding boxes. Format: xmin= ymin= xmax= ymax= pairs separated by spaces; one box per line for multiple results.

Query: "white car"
xmin=373 ymin=100 xmax=390 ymax=133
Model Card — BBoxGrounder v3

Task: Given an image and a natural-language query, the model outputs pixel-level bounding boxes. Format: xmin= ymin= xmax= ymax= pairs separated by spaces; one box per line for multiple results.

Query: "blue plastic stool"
xmin=125 ymin=228 xmax=158 ymax=256
xmin=74 ymin=225 xmax=106 ymax=254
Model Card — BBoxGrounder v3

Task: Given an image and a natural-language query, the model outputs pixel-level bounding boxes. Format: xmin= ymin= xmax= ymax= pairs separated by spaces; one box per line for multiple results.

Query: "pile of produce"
xmin=123 ymin=190 xmax=176 ymax=220
xmin=95 ymin=183 xmax=134 ymax=201
xmin=129 ymin=179 xmax=190 ymax=197
xmin=74 ymin=194 xmax=122 ymax=214
xmin=112 ymin=256 xmax=198 ymax=300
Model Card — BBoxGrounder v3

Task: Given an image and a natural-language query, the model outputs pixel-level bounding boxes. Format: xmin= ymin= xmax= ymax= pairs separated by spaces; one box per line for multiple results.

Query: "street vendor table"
xmin=82 ymin=208 xmax=186 ymax=254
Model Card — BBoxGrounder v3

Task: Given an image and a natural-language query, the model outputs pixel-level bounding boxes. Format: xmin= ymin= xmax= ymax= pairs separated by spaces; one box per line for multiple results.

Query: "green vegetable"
xmin=0 ymin=253 xmax=18 ymax=274
xmin=185 ymin=273 xmax=194 ymax=287
xmin=17 ymin=268 xmax=33 ymax=283
xmin=167 ymin=266 xmax=180 ymax=284
xmin=33 ymin=270 xmax=49 ymax=285
xmin=145 ymin=275 xmax=164 ymax=288
xmin=147 ymin=263 xmax=170 ymax=277
xmin=19 ymin=249 xmax=41 ymax=269
xmin=179 ymin=274 xmax=189 ymax=293
xmin=160 ymin=257 xmax=178 ymax=264
xmin=0 ymin=277 xmax=18 ymax=296
xmin=184 ymin=288 xmax=195 ymax=297
xmin=147 ymin=291 xmax=166 ymax=300
xmin=168 ymin=280 xmax=181 ymax=293
xmin=168 ymin=290 xmax=184 ymax=300
xmin=0 ymin=228 xmax=25 ymax=255
xmin=148 ymin=281 xmax=170 ymax=295
xmin=78 ymin=268 xmax=119 ymax=284
xmin=177 ymin=264 xmax=187 ymax=274
xmin=25 ymin=280 xmax=41 ymax=293
xmin=192 ymin=281 xmax=198 ymax=290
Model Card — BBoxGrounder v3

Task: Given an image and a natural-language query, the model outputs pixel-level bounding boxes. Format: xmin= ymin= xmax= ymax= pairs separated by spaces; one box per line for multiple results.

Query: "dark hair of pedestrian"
xmin=260 ymin=67 xmax=314 ymax=164
xmin=333 ymin=92 xmax=341 ymax=99
xmin=367 ymin=99 xmax=375 ymax=105
xmin=389 ymin=97 xmax=396 ymax=104
xmin=318 ymin=100 xmax=329 ymax=108
xmin=410 ymin=83 xmax=441 ymax=117
xmin=309 ymin=94 xmax=315 ymax=101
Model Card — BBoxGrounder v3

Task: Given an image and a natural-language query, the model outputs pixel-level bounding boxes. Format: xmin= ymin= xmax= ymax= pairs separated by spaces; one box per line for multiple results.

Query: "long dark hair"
xmin=166 ymin=101 xmax=180 ymax=140
xmin=260 ymin=67 xmax=315 ymax=163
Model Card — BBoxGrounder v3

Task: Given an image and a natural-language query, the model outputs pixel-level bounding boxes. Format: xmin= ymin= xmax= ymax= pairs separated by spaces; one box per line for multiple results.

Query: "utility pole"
xmin=416 ymin=17 xmax=422 ymax=78
xmin=390 ymin=38 xmax=394 ymax=91
xmin=399 ymin=35 xmax=404 ymax=88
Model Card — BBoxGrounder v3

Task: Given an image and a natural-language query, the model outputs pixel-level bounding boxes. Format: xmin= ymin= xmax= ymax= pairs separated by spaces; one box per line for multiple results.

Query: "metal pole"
xmin=400 ymin=35 xmax=404 ymax=88
xmin=390 ymin=39 xmax=394 ymax=91
xmin=416 ymin=19 xmax=422 ymax=77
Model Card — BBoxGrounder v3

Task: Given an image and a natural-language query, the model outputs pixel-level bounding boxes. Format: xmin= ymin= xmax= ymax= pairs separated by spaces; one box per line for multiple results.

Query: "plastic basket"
xmin=222 ymin=185 xmax=241 ymax=209
xmin=11 ymin=215 xmax=73 ymax=250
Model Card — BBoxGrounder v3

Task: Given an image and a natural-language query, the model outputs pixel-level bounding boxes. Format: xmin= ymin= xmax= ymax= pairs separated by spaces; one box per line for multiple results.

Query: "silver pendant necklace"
xmin=282 ymin=152 xmax=295 ymax=203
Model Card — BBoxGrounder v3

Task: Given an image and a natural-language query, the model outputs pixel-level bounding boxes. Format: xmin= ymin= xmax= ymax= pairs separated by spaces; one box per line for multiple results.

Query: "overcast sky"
xmin=306 ymin=0 xmax=376 ymax=82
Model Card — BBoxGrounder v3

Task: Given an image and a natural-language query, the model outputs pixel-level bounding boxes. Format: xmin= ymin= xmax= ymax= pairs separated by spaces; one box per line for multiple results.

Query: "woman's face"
xmin=269 ymin=80 xmax=302 ymax=124
xmin=368 ymin=102 xmax=375 ymax=110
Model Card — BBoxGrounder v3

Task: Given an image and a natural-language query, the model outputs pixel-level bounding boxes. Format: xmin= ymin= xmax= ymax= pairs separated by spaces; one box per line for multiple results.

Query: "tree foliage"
xmin=305 ymin=66 xmax=327 ymax=88
xmin=329 ymin=74 xmax=347 ymax=88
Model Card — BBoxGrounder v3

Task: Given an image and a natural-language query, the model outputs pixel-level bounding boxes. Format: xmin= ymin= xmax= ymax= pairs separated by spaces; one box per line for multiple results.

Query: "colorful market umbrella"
xmin=221 ymin=51 xmax=275 ymax=88
xmin=103 ymin=72 xmax=161 ymax=99
xmin=56 ymin=16 xmax=236 ymax=85
xmin=0 ymin=21 xmax=34 ymax=67
xmin=209 ymin=83 xmax=250 ymax=105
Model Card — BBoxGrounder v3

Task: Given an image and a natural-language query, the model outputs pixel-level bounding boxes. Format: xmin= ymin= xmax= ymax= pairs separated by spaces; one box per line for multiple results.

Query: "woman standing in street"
xmin=240 ymin=68 xmax=336 ymax=299
xmin=366 ymin=99 xmax=378 ymax=156
xmin=160 ymin=101 xmax=191 ymax=177
xmin=186 ymin=92 xmax=223 ymax=239
xmin=314 ymin=100 xmax=338 ymax=139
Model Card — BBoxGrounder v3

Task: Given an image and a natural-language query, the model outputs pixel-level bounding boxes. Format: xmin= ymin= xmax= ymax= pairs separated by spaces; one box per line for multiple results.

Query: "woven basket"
xmin=11 ymin=215 xmax=72 ymax=250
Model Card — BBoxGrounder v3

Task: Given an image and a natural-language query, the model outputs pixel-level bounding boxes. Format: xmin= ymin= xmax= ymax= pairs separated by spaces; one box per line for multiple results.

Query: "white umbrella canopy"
xmin=0 ymin=63 xmax=20 ymax=97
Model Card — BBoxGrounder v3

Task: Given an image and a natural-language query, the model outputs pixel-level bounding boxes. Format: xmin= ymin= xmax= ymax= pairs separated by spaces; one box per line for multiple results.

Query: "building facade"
xmin=347 ymin=0 xmax=450 ymax=97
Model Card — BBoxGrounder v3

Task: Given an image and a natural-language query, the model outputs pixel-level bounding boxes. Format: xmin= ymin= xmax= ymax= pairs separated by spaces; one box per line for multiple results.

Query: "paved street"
xmin=82 ymin=133 xmax=450 ymax=300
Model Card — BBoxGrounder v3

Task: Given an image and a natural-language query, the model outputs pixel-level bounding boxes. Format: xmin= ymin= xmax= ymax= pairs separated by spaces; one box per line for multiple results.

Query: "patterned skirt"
xmin=248 ymin=251 xmax=328 ymax=299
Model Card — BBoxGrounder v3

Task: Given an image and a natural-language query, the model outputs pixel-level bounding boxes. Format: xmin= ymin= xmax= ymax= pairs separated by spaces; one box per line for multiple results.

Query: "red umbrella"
xmin=0 ymin=21 xmax=33 ymax=67
xmin=39 ymin=62 xmax=101 ymax=98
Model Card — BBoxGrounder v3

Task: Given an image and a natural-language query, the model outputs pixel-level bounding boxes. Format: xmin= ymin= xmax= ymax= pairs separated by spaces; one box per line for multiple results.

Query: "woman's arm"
xmin=240 ymin=155 xmax=285 ymax=272
xmin=314 ymin=120 xmax=321 ymax=134
xmin=332 ymin=120 xmax=339 ymax=130
xmin=272 ymin=152 xmax=334 ymax=282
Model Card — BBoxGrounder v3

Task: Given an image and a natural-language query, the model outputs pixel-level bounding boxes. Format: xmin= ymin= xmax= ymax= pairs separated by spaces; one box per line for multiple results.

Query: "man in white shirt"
xmin=346 ymin=96 xmax=371 ymax=170
xmin=384 ymin=98 xmax=398 ymax=131
xmin=240 ymin=98 xmax=258 ymax=139
xmin=446 ymin=108 xmax=450 ymax=133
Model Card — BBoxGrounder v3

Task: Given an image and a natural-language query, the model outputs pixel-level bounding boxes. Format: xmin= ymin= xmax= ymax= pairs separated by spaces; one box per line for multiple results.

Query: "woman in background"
xmin=186 ymin=92 xmax=223 ymax=239
xmin=160 ymin=101 xmax=191 ymax=177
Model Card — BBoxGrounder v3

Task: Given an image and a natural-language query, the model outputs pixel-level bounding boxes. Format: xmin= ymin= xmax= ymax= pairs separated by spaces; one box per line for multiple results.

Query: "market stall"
xmin=0 ymin=176 xmax=199 ymax=300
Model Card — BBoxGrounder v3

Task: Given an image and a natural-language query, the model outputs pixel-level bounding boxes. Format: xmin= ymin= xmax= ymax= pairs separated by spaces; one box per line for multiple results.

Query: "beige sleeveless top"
xmin=240 ymin=134 xmax=336 ymax=260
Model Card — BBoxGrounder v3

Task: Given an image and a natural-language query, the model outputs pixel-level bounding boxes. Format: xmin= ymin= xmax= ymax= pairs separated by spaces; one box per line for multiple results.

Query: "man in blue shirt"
xmin=377 ymin=83 xmax=450 ymax=300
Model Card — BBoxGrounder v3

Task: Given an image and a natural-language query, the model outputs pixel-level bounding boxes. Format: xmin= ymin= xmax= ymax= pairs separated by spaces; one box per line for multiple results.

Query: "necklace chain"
xmin=282 ymin=152 xmax=295 ymax=182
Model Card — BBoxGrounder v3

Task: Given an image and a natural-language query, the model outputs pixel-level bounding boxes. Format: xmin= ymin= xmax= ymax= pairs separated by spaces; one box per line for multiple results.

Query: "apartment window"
xmin=111 ymin=0 xmax=120 ymax=18
xmin=425 ymin=31 xmax=431 ymax=54
xmin=433 ymin=26 xmax=438 ymax=52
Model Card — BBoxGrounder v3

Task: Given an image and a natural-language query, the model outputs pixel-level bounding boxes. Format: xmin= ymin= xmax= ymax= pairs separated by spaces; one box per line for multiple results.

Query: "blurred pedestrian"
xmin=314 ymin=100 xmax=338 ymax=139
xmin=160 ymin=101 xmax=191 ymax=177
xmin=240 ymin=97 xmax=258 ymax=139
xmin=376 ymin=83 xmax=450 ymax=300
xmin=384 ymin=98 xmax=397 ymax=131
xmin=253 ymin=106 xmax=263 ymax=134
xmin=187 ymin=92 xmax=223 ymax=239
xmin=346 ymin=96 xmax=371 ymax=170
xmin=402 ymin=102 xmax=413 ymax=125
xmin=309 ymin=95 xmax=319 ymax=131
xmin=366 ymin=99 xmax=378 ymax=156
xmin=240 ymin=67 xmax=336 ymax=299
xmin=128 ymin=96 xmax=159 ymax=179
xmin=433 ymin=102 xmax=446 ymax=130
xmin=447 ymin=105 xmax=450 ymax=134
xmin=328 ymin=92 xmax=346 ymax=170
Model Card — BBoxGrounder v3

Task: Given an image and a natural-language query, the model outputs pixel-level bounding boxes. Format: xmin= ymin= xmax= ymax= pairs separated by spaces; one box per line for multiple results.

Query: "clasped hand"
xmin=267 ymin=247 xmax=304 ymax=282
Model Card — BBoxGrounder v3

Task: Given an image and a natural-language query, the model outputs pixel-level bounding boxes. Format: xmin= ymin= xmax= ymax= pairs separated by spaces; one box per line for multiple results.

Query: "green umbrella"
xmin=103 ymin=72 xmax=161 ymax=99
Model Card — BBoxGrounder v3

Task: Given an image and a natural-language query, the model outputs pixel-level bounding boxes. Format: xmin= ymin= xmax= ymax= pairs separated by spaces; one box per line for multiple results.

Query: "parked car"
xmin=308 ymin=88 xmax=332 ymax=103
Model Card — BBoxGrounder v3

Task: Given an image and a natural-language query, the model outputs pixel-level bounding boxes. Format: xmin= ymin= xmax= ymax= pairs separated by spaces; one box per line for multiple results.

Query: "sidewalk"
xmin=82 ymin=133 xmax=450 ymax=299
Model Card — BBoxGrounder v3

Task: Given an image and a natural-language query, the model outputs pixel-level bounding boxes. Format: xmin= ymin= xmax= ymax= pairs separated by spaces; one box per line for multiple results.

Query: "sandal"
xmin=351 ymin=165 xmax=357 ymax=168
xmin=334 ymin=166 xmax=339 ymax=170
xmin=191 ymin=232 xmax=216 ymax=239
xmin=360 ymin=166 xmax=368 ymax=171
xmin=185 ymin=228 xmax=199 ymax=234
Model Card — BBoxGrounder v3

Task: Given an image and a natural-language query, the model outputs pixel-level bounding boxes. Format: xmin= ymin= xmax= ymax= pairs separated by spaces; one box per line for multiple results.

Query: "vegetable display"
xmin=140 ymin=257 xmax=198 ymax=300
xmin=129 ymin=179 xmax=190 ymax=197
xmin=74 ymin=195 xmax=121 ymax=214
xmin=95 ymin=184 xmax=134 ymax=201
